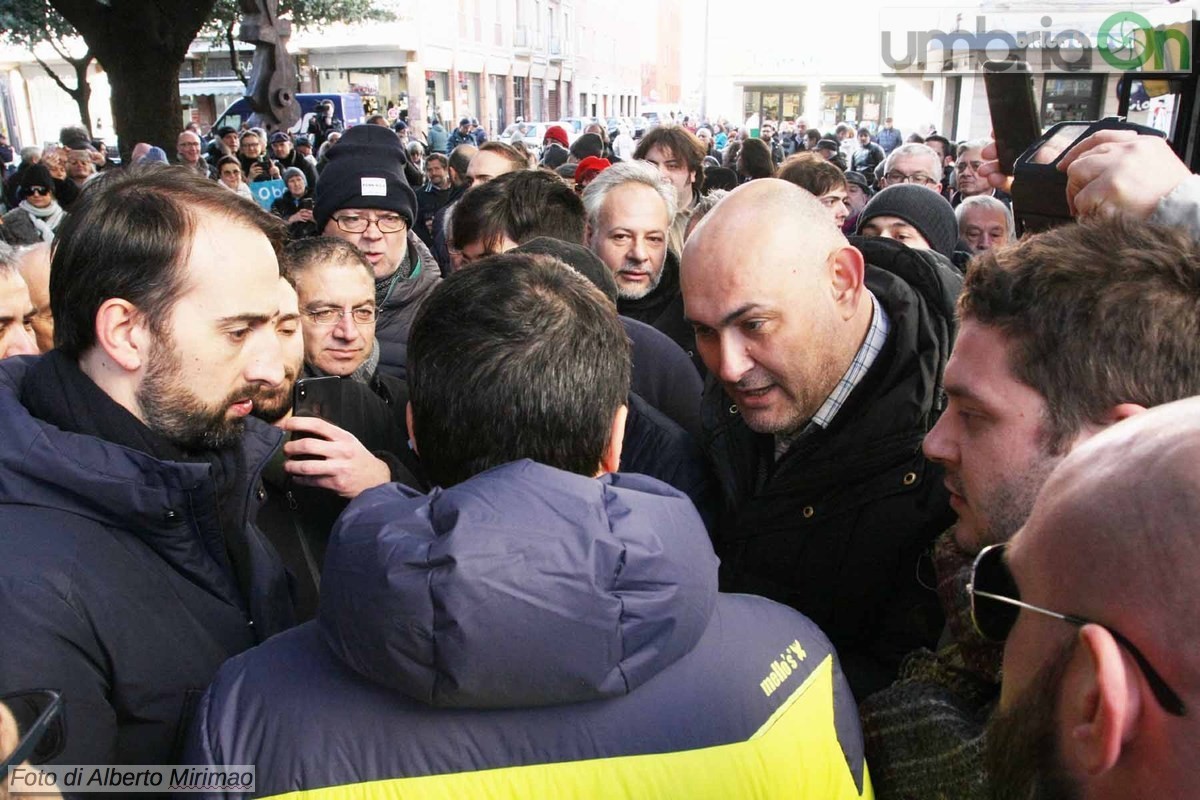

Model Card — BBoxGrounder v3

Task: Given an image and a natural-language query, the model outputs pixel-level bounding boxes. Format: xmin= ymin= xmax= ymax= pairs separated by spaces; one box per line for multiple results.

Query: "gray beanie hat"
xmin=282 ymin=166 xmax=307 ymax=188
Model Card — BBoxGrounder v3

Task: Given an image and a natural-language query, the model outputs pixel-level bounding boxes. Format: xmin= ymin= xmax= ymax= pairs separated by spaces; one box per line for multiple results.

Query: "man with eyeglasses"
xmin=252 ymin=266 xmax=419 ymax=621
xmin=952 ymin=140 xmax=1010 ymax=209
xmin=175 ymin=129 xmax=212 ymax=178
xmin=858 ymin=216 xmax=1200 ymax=799
xmin=315 ymin=124 xmax=440 ymax=379
xmin=977 ymin=395 xmax=1200 ymax=799
xmin=879 ymin=143 xmax=945 ymax=194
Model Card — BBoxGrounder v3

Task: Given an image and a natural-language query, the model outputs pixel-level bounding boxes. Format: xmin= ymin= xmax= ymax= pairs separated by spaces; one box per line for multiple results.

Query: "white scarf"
xmin=18 ymin=199 xmax=65 ymax=242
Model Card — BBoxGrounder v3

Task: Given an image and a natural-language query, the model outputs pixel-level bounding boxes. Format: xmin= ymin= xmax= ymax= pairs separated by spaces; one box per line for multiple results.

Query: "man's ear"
xmin=405 ymin=401 xmax=418 ymax=456
xmin=829 ymin=245 xmax=866 ymax=321
xmin=1063 ymin=624 xmax=1140 ymax=777
xmin=1072 ymin=403 xmax=1147 ymax=446
xmin=598 ymin=404 xmax=628 ymax=476
xmin=93 ymin=298 xmax=151 ymax=372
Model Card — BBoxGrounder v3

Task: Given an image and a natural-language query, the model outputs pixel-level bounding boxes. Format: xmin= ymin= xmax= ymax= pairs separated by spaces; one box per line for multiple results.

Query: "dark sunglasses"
xmin=25 ymin=187 xmax=51 ymax=197
xmin=0 ymin=689 xmax=66 ymax=780
xmin=969 ymin=543 xmax=1185 ymax=717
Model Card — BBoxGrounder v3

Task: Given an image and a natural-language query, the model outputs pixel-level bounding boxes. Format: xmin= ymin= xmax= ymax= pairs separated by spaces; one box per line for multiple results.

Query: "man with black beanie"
xmin=857 ymin=184 xmax=959 ymax=261
xmin=315 ymin=124 xmax=440 ymax=379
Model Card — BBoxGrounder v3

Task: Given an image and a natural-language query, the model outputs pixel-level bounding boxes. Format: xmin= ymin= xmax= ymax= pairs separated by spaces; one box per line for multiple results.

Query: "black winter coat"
xmin=375 ymin=233 xmax=441 ymax=379
xmin=617 ymin=251 xmax=703 ymax=374
xmin=703 ymin=238 xmax=962 ymax=700
xmin=0 ymin=353 xmax=295 ymax=767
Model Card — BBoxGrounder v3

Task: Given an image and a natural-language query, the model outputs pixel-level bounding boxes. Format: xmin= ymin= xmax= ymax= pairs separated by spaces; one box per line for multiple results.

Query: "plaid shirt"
xmin=775 ymin=292 xmax=891 ymax=460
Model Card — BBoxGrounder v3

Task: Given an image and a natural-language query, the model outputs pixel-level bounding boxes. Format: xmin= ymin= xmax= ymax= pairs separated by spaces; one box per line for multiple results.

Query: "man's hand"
xmin=1057 ymin=130 xmax=1192 ymax=219
xmin=976 ymin=140 xmax=1015 ymax=194
xmin=281 ymin=416 xmax=392 ymax=499
xmin=247 ymin=161 xmax=265 ymax=180
xmin=267 ymin=162 xmax=282 ymax=180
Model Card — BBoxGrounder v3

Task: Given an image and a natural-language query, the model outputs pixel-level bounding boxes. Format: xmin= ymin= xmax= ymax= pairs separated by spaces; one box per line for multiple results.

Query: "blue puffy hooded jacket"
xmin=188 ymin=460 xmax=872 ymax=799
xmin=0 ymin=355 xmax=294 ymax=767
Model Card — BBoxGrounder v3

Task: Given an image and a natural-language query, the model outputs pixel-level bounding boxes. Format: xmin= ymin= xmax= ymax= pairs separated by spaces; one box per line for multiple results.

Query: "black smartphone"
xmin=299 ymin=197 xmax=314 ymax=210
xmin=293 ymin=375 xmax=342 ymax=422
xmin=983 ymin=62 xmax=1041 ymax=175
xmin=291 ymin=376 xmax=342 ymax=459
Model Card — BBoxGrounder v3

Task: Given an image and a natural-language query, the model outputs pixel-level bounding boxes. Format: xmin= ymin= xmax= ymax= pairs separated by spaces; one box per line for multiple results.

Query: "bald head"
xmin=995 ymin=396 xmax=1200 ymax=792
xmin=681 ymin=179 xmax=872 ymax=436
xmin=1015 ymin=397 xmax=1200 ymax=658
xmin=684 ymin=179 xmax=844 ymax=269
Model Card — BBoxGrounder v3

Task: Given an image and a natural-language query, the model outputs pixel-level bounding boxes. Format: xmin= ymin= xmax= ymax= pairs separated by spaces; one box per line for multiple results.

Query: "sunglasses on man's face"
xmin=969 ymin=543 xmax=1186 ymax=716
xmin=0 ymin=690 xmax=66 ymax=780
xmin=26 ymin=187 xmax=51 ymax=197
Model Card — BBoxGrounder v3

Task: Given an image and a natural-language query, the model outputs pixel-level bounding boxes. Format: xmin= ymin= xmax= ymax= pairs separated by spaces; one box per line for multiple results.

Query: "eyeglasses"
xmin=25 ymin=187 xmax=51 ymax=197
xmin=885 ymin=171 xmax=937 ymax=186
xmin=955 ymin=160 xmax=984 ymax=173
xmin=969 ymin=543 xmax=1186 ymax=716
xmin=0 ymin=689 xmax=66 ymax=780
xmin=331 ymin=213 xmax=407 ymax=234
xmin=303 ymin=306 xmax=378 ymax=326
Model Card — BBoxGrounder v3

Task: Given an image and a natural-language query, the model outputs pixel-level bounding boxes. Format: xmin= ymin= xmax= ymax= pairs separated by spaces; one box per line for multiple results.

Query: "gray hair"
xmin=956 ymin=138 xmax=992 ymax=158
xmin=883 ymin=143 xmax=942 ymax=180
xmin=581 ymin=160 xmax=677 ymax=230
xmin=0 ymin=240 xmax=19 ymax=277
xmin=689 ymin=189 xmax=728 ymax=227
xmin=956 ymin=194 xmax=1016 ymax=241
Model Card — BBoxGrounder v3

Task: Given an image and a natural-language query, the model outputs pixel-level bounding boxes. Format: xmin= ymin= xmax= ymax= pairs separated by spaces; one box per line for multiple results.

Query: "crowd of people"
xmin=0 ymin=107 xmax=1198 ymax=800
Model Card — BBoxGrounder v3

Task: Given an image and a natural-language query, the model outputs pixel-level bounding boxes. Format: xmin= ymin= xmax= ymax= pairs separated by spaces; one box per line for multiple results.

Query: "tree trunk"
xmin=102 ymin=48 xmax=185 ymax=162
xmin=49 ymin=0 xmax=216 ymax=163
xmin=71 ymin=57 xmax=92 ymax=136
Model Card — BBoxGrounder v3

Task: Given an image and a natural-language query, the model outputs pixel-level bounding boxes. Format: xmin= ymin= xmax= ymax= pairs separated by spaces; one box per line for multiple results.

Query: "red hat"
xmin=573 ymin=156 xmax=612 ymax=186
xmin=543 ymin=125 xmax=569 ymax=147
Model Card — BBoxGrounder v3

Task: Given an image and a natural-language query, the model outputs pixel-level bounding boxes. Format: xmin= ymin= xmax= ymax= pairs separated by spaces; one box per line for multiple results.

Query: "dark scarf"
xmin=21 ymin=350 xmax=252 ymax=601
xmin=375 ymin=234 xmax=420 ymax=303
xmin=617 ymin=250 xmax=680 ymax=325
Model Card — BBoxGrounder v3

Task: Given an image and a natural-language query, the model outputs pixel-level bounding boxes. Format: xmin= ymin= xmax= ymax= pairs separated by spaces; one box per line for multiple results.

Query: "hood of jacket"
xmin=320 ymin=459 xmax=718 ymax=709
xmin=0 ymin=355 xmax=282 ymax=598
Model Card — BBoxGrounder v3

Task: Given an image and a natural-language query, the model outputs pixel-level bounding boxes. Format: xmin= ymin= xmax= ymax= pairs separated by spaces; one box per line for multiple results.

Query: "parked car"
xmin=498 ymin=121 xmax=555 ymax=155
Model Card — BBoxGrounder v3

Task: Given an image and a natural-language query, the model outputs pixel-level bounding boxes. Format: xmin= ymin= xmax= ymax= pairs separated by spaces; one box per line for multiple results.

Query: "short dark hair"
xmin=777 ymin=152 xmax=847 ymax=196
xmin=448 ymin=144 xmax=476 ymax=180
xmin=283 ymin=235 xmax=372 ymax=284
xmin=51 ymin=165 xmax=286 ymax=358
xmin=408 ymin=253 xmax=631 ymax=487
xmin=425 ymin=152 xmax=449 ymax=170
xmin=634 ymin=126 xmax=706 ymax=189
xmin=570 ymin=133 xmax=604 ymax=160
xmin=961 ymin=217 xmax=1200 ymax=452
xmin=451 ymin=170 xmax=585 ymax=252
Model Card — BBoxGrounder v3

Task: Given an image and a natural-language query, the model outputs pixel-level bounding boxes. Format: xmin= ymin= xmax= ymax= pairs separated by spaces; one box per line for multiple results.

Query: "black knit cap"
xmin=314 ymin=124 xmax=417 ymax=232
xmin=20 ymin=164 xmax=54 ymax=194
xmin=856 ymin=184 xmax=957 ymax=259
